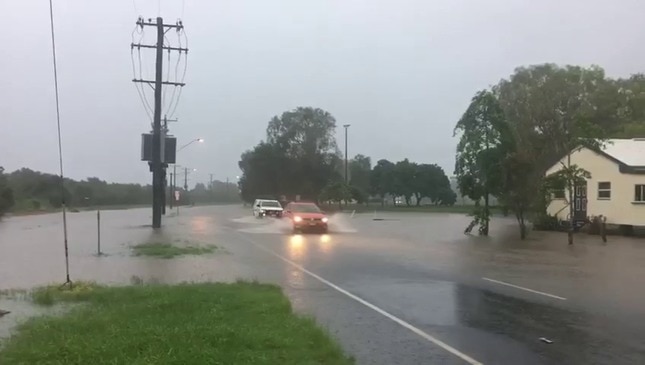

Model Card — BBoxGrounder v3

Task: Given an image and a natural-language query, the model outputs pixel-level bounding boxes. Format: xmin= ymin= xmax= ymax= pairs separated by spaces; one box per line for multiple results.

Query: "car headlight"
xmin=322 ymin=217 xmax=328 ymax=223
xmin=294 ymin=216 xmax=302 ymax=222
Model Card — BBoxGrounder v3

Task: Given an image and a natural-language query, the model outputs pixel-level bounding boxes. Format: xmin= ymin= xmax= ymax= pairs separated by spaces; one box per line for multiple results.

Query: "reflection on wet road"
xmin=1 ymin=205 xmax=645 ymax=364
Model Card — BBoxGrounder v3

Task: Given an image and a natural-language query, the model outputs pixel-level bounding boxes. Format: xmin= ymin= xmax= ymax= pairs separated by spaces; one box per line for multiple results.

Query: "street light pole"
xmin=343 ymin=124 xmax=350 ymax=184
xmin=170 ymin=164 xmax=177 ymax=209
xmin=169 ymin=138 xmax=203 ymax=209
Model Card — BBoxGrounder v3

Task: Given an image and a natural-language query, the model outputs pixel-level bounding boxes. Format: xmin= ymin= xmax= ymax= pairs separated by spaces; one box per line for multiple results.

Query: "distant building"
xmin=546 ymin=138 xmax=645 ymax=226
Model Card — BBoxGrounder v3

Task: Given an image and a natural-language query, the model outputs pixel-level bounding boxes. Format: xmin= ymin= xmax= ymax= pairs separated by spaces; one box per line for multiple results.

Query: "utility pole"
xmin=210 ymin=173 xmax=213 ymax=189
xmin=184 ymin=167 xmax=189 ymax=191
xmin=132 ymin=17 xmax=187 ymax=228
xmin=343 ymin=124 xmax=351 ymax=184
xmin=184 ymin=167 xmax=190 ymax=205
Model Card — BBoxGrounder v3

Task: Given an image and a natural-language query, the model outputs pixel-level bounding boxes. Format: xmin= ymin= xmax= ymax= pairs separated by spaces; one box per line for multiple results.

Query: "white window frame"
xmin=597 ymin=181 xmax=611 ymax=200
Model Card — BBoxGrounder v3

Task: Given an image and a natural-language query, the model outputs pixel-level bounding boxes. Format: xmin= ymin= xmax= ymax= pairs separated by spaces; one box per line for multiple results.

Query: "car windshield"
xmin=261 ymin=201 xmax=281 ymax=208
xmin=291 ymin=204 xmax=321 ymax=213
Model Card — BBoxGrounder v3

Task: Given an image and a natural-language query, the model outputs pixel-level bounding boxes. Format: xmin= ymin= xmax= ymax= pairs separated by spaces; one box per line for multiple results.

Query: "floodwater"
xmin=1 ymin=205 xmax=644 ymax=364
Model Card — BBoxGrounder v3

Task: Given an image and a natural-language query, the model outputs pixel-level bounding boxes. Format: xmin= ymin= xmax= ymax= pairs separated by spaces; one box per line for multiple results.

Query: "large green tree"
xmin=239 ymin=107 xmax=342 ymax=202
xmin=454 ymin=90 xmax=509 ymax=235
xmin=413 ymin=164 xmax=453 ymax=206
xmin=495 ymin=64 xmax=610 ymax=240
xmin=394 ymin=159 xmax=417 ymax=206
xmin=348 ymin=154 xmax=371 ymax=204
xmin=370 ymin=159 xmax=395 ymax=206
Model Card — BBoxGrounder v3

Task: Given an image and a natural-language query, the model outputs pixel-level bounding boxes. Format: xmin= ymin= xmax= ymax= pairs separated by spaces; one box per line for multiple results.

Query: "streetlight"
xmin=170 ymin=138 xmax=203 ymax=209
xmin=178 ymin=138 xmax=204 ymax=152
xmin=343 ymin=124 xmax=350 ymax=184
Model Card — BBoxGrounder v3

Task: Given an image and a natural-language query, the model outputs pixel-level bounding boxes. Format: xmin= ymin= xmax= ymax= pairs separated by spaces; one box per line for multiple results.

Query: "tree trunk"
xmin=481 ymin=192 xmax=490 ymax=236
xmin=516 ymin=209 xmax=527 ymax=240
xmin=567 ymin=153 xmax=575 ymax=245
xmin=600 ymin=216 xmax=607 ymax=243
xmin=415 ymin=193 xmax=422 ymax=206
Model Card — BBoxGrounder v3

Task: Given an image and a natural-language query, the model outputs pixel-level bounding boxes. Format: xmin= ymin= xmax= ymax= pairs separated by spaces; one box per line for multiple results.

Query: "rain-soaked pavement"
xmin=1 ymin=205 xmax=645 ymax=364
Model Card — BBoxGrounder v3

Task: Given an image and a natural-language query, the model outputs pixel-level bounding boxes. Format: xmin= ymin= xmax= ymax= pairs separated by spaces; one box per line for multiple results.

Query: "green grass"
xmin=0 ymin=282 xmax=353 ymax=365
xmin=131 ymin=241 xmax=217 ymax=258
xmin=30 ymin=281 xmax=100 ymax=306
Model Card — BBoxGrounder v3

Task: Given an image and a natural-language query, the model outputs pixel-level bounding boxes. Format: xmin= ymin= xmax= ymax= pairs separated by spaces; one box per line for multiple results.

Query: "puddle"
xmin=0 ymin=296 xmax=68 ymax=343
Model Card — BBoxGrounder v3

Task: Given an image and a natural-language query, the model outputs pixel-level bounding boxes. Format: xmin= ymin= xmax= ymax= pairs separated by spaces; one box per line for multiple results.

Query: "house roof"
xmin=600 ymin=139 xmax=645 ymax=167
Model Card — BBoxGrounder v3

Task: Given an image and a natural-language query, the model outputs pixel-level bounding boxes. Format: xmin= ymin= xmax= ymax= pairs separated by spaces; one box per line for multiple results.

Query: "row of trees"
xmin=238 ymin=107 xmax=455 ymax=206
xmin=454 ymin=63 xmax=645 ymax=241
xmin=0 ymin=167 xmax=14 ymax=217
xmin=0 ymin=167 xmax=239 ymax=216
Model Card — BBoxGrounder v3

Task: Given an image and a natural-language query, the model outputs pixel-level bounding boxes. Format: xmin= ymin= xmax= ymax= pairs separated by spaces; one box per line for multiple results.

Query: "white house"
xmin=546 ymin=138 xmax=645 ymax=226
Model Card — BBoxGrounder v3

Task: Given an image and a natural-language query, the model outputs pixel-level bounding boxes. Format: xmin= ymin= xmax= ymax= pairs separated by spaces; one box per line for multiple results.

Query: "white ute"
xmin=252 ymin=199 xmax=283 ymax=218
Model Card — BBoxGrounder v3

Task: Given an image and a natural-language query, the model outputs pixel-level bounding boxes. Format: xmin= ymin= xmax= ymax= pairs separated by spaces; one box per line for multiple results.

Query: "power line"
xmin=162 ymin=37 xmax=171 ymax=111
xmin=132 ymin=0 xmax=140 ymax=16
xmin=164 ymin=25 xmax=188 ymax=117
xmin=131 ymin=48 xmax=153 ymax=121
xmin=48 ymin=0 xmax=72 ymax=287
xmin=131 ymin=23 xmax=154 ymax=121
xmin=168 ymin=26 xmax=188 ymax=119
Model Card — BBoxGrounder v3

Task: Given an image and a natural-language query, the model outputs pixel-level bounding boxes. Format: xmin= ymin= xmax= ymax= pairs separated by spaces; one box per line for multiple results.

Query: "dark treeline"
xmin=0 ymin=167 xmax=239 ymax=216
xmin=238 ymin=107 xmax=455 ymax=207
xmin=453 ymin=63 xmax=645 ymax=241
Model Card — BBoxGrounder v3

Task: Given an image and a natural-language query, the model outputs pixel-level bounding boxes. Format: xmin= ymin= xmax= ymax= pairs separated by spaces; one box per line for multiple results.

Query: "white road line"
xmin=482 ymin=277 xmax=567 ymax=301
xmin=236 ymin=233 xmax=484 ymax=365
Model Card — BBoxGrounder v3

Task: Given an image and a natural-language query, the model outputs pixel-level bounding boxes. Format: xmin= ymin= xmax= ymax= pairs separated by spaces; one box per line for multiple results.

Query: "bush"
xmin=533 ymin=214 xmax=563 ymax=231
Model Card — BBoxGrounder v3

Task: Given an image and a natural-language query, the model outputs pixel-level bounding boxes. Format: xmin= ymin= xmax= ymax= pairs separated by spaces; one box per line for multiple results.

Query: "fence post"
xmin=97 ymin=209 xmax=101 ymax=255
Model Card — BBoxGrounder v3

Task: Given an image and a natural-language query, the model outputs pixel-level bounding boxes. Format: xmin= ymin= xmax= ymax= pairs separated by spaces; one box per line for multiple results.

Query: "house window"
xmin=598 ymin=182 xmax=611 ymax=200
xmin=635 ymin=185 xmax=645 ymax=202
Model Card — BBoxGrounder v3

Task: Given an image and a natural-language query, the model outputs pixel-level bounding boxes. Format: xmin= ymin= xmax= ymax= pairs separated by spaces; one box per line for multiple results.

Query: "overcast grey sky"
xmin=2 ymin=0 xmax=644 ymax=187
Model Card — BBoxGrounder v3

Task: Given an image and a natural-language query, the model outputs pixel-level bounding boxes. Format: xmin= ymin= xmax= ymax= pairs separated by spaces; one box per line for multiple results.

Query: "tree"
xmin=454 ymin=90 xmax=509 ymax=235
xmin=239 ymin=107 xmax=342 ymax=202
xmin=413 ymin=164 xmax=452 ymax=206
xmin=495 ymin=64 xmax=609 ymax=240
xmin=435 ymin=187 xmax=457 ymax=206
xmin=238 ymin=143 xmax=288 ymax=203
xmin=0 ymin=167 xmax=14 ymax=217
xmin=319 ymin=182 xmax=351 ymax=209
xmin=394 ymin=159 xmax=417 ymax=206
xmin=349 ymin=154 xmax=371 ymax=204
xmin=370 ymin=159 xmax=395 ymax=205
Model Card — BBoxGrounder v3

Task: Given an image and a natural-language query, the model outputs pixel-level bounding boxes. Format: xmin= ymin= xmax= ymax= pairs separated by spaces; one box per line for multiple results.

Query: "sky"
xmin=2 ymin=0 xmax=645 ymax=187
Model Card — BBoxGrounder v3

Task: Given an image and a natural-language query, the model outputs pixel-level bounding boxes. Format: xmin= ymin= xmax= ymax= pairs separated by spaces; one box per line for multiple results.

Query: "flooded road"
xmin=1 ymin=205 xmax=644 ymax=364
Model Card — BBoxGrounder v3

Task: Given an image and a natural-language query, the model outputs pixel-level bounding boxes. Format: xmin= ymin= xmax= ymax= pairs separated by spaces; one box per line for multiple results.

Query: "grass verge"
xmin=0 ymin=282 xmax=353 ymax=365
xmin=132 ymin=241 xmax=217 ymax=258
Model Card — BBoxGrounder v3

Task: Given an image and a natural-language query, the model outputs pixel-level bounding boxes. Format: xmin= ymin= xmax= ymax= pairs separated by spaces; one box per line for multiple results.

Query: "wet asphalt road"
xmin=1 ymin=205 xmax=645 ymax=364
